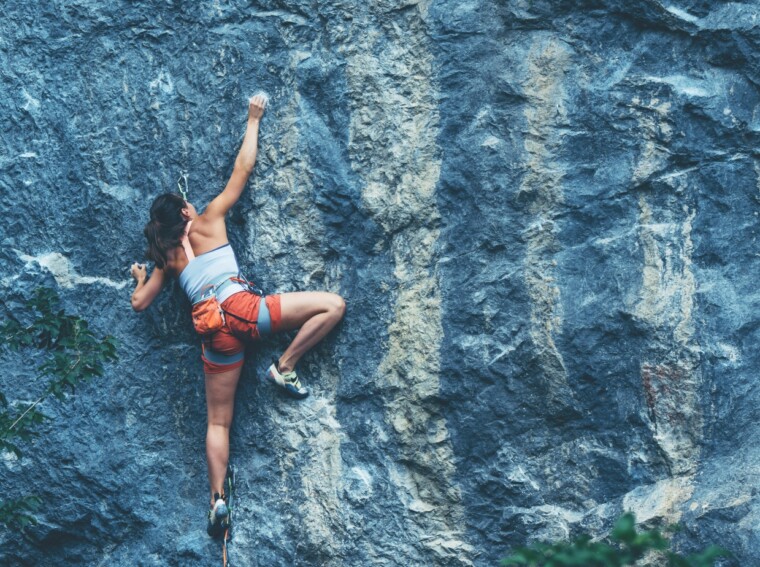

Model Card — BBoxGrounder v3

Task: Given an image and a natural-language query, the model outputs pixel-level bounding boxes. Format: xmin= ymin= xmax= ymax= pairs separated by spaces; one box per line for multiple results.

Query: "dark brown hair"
xmin=144 ymin=193 xmax=187 ymax=269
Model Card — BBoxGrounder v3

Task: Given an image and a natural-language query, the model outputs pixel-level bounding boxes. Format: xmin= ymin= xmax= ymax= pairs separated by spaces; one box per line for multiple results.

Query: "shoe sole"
xmin=267 ymin=366 xmax=309 ymax=399
xmin=208 ymin=517 xmax=226 ymax=538
xmin=208 ymin=499 xmax=230 ymax=538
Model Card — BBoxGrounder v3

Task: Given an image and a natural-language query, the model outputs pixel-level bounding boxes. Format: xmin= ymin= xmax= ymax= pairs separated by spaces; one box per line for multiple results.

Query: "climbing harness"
xmin=191 ymin=274 xmax=264 ymax=335
xmin=181 ymin=217 xmax=264 ymax=335
xmin=191 ymin=282 xmax=228 ymax=335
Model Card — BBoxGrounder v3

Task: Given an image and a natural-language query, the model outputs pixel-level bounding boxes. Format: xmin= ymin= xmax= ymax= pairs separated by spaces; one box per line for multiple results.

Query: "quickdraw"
xmin=177 ymin=172 xmax=189 ymax=202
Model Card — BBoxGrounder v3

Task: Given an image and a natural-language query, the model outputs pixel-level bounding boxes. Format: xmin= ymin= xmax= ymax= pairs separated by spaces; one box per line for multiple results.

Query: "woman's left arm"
xmin=130 ymin=263 xmax=166 ymax=312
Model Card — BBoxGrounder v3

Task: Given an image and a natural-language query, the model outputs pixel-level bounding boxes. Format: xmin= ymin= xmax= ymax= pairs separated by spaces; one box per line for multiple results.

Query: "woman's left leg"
xmin=205 ymin=366 xmax=243 ymax=503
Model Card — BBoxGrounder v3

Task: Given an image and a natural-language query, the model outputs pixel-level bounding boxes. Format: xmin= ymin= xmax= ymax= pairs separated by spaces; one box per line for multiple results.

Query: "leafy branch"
xmin=0 ymin=287 xmax=118 ymax=529
xmin=0 ymin=497 xmax=42 ymax=531
xmin=501 ymin=513 xmax=730 ymax=567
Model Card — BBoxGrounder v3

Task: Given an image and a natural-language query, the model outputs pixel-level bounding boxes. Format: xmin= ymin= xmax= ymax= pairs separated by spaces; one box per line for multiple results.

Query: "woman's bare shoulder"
xmin=191 ymin=212 xmax=225 ymax=234
xmin=189 ymin=213 xmax=229 ymax=254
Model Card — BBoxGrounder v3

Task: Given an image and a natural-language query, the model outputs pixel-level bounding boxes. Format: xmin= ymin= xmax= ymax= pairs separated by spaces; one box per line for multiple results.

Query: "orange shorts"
xmin=201 ymin=292 xmax=282 ymax=374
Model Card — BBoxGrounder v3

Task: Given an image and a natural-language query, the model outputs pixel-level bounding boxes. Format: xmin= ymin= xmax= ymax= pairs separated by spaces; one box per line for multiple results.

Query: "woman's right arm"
xmin=130 ymin=263 xmax=166 ymax=312
xmin=204 ymin=95 xmax=267 ymax=219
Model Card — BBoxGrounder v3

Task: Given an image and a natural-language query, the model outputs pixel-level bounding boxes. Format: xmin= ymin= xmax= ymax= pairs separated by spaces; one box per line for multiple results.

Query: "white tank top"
xmin=178 ymin=243 xmax=246 ymax=303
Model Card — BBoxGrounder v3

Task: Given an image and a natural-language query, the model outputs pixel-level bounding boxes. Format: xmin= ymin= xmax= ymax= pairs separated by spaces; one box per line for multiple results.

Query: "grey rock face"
xmin=1 ymin=1 xmax=758 ymax=565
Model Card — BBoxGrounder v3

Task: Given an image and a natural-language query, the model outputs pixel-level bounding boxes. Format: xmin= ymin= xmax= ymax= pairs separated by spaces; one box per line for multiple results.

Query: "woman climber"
xmin=128 ymin=95 xmax=345 ymax=537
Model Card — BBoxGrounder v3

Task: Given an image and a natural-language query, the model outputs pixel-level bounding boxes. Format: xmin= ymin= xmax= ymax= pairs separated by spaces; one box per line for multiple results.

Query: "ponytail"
xmin=143 ymin=193 xmax=187 ymax=269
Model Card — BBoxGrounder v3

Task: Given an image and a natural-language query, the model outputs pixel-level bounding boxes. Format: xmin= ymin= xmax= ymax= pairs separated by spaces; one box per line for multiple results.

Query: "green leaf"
xmin=0 ymin=494 xmax=43 ymax=530
xmin=0 ymin=286 xmax=119 ymax=525
xmin=684 ymin=545 xmax=732 ymax=566
xmin=0 ymin=439 xmax=23 ymax=458
xmin=502 ymin=513 xmax=727 ymax=567
xmin=611 ymin=513 xmax=636 ymax=545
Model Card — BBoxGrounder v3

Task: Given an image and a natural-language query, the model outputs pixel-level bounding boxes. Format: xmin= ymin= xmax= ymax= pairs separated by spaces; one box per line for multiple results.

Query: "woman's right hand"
xmin=204 ymin=94 xmax=266 ymax=220
xmin=248 ymin=94 xmax=267 ymax=122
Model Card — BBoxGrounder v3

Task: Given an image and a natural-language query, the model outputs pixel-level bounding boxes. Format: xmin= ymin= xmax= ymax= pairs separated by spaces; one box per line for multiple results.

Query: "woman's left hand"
xmin=131 ymin=263 xmax=147 ymax=282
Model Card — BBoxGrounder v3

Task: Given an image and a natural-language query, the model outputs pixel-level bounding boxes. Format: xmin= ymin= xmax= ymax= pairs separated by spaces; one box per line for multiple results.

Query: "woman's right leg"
xmin=205 ymin=365 xmax=243 ymax=504
xmin=275 ymin=291 xmax=345 ymax=373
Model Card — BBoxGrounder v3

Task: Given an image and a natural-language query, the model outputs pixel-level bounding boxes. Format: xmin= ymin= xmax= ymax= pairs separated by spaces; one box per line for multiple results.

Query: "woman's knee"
xmin=328 ymin=293 xmax=346 ymax=320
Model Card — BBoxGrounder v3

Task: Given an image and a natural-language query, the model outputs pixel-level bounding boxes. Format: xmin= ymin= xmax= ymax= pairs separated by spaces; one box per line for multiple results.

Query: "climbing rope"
xmin=222 ymin=465 xmax=235 ymax=566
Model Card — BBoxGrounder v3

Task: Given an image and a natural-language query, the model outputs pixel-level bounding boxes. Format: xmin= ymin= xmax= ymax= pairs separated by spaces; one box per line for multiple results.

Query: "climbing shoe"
xmin=206 ymin=492 xmax=230 ymax=538
xmin=266 ymin=360 xmax=309 ymax=399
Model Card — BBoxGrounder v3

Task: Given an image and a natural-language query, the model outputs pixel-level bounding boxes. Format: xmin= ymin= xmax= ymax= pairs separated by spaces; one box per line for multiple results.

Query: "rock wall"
xmin=1 ymin=1 xmax=759 ymax=565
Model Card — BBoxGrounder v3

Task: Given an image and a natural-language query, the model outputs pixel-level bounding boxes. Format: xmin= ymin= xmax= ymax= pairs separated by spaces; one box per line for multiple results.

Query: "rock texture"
xmin=1 ymin=1 xmax=759 ymax=565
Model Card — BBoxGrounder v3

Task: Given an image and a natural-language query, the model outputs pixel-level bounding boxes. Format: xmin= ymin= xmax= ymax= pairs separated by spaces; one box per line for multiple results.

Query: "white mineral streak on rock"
xmin=631 ymin=98 xmax=702 ymax=522
xmin=642 ymin=75 xmax=712 ymax=98
xmin=21 ymin=88 xmax=40 ymax=112
xmin=148 ymin=70 xmax=174 ymax=94
xmin=296 ymin=397 xmax=344 ymax=554
xmin=622 ymin=476 xmax=695 ymax=524
xmin=99 ymin=182 xmax=138 ymax=201
xmin=482 ymin=135 xmax=502 ymax=148
xmin=14 ymin=251 xmax=129 ymax=289
xmin=343 ymin=466 xmax=374 ymax=505
xmin=520 ymin=37 xmax=572 ymax=397
xmin=344 ymin=2 xmax=471 ymax=564
xmin=665 ymin=5 xmax=700 ymax=24
xmin=632 ymin=98 xmax=672 ymax=184
xmin=148 ymin=70 xmax=174 ymax=110
xmin=247 ymin=89 xmax=344 ymax=558
xmin=506 ymin=503 xmax=585 ymax=538
xmin=249 ymin=91 xmax=328 ymax=289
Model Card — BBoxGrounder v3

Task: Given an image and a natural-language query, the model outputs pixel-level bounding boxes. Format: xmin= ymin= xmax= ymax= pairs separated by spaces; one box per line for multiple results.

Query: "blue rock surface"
xmin=1 ymin=1 xmax=759 ymax=565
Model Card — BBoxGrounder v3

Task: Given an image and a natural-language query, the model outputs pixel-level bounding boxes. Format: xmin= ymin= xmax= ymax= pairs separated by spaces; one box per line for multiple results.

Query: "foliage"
xmin=501 ymin=513 xmax=730 ymax=567
xmin=0 ymin=497 xmax=42 ymax=531
xmin=0 ymin=287 xmax=118 ymax=529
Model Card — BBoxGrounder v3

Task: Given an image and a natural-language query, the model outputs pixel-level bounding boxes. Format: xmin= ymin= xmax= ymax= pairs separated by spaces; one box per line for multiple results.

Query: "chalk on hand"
xmin=250 ymin=91 xmax=270 ymax=106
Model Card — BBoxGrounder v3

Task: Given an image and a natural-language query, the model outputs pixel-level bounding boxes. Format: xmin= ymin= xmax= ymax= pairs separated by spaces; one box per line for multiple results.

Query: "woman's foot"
xmin=206 ymin=493 xmax=230 ymax=538
xmin=266 ymin=360 xmax=309 ymax=399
